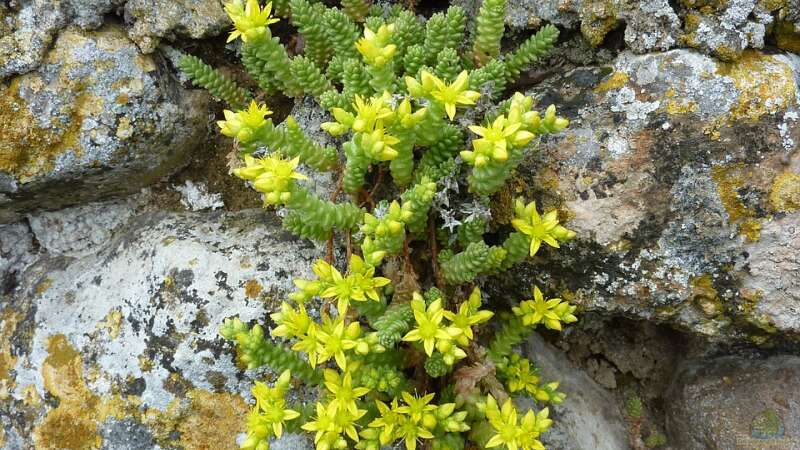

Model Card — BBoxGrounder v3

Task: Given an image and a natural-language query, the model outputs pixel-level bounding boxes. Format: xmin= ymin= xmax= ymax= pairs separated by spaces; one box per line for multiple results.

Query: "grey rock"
xmin=478 ymin=0 xmax=789 ymax=59
xmin=174 ymin=180 xmax=225 ymax=212
xmin=665 ymin=354 xmax=800 ymax=450
xmin=1 ymin=0 xmax=228 ymax=79
xmin=0 ymin=0 xmax=125 ymax=78
xmin=522 ymin=334 xmax=630 ymax=450
xmin=3 ymin=207 xmax=324 ymax=448
xmin=0 ymin=25 xmax=208 ymax=223
xmin=26 ymin=198 xmax=138 ymax=257
xmin=268 ymin=433 xmax=314 ymax=450
xmin=123 ymin=0 xmax=229 ymax=53
xmin=492 ymin=49 xmax=800 ymax=342
xmin=0 ymin=221 xmax=39 ymax=295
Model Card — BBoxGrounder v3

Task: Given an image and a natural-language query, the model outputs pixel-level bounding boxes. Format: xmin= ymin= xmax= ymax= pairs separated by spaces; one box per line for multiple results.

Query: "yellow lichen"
xmin=690 ymin=275 xmax=723 ymax=317
xmin=97 ymin=309 xmax=123 ymax=339
xmin=594 ymin=71 xmax=629 ymax=93
xmin=710 ymin=164 xmax=762 ymax=241
xmin=244 ymin=279 xmax=263 ymax=299
xmin=717 ymin=50 xmax=798 ymax=122
xmin=0 ymin=309 xmax=19 ymax=399
xmin=178 ymin=389 xmax=249 ymax=450
xmin=34 ymin=334 xmax=103 ymax=450
xmin=769 ymin=171 xmax=800 ymax=212
xmin=141 ymin=389 xmax=248 ymax=450
xmin=30 ymin=332 xmax=249 ymax=450
xmin=35 ymin=277 xmax=53 ymax=295
xmin=0 ymin=78 xmax=87 ymax=182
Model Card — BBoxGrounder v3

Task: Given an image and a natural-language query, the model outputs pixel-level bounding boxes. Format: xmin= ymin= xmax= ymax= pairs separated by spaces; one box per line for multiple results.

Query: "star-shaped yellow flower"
xmin=224 ymin=0 xmax=279 ymax=43
xmin=426 ymin=70 xmax=481 ymax=120
xmin=217 ymin=100 xmax=272 ymax=142
xmin=510 ymin=199 xmax=575 ymax=256
xmin=402 ymin=293 xmax=461 ymax=356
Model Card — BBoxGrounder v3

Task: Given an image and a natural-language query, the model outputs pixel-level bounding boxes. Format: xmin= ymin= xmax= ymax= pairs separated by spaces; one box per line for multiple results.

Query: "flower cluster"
xmin=179 ymin=1 xmax=588 ymax=449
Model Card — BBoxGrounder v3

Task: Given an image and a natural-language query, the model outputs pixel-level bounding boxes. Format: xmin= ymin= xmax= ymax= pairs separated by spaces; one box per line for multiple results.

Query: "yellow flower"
xmin=224 ymin=0 xmax=279 ymax=43
xmin=426 ymin=70 xmax=481 ymax=120
xmin=402 ymin=293 xmax=461 ymax=357
xmin=510 ymin=199 xmax=575 ymax=256
xmin=512 ymin=286 xmax=577 ymax=330
xmin=315 ymin=314 xmax=360 ymax=370
xmin=353 ymin=93 xmax=395 ymax=132
xmin=356 ymin=24 xmax=397 ymax=67
xmin=302 ymin=400 xmax=367 ymax=447
xmin=217 ymin=101 xmax=272 ymax=142
xmin=233 ymin=154 xmax=307 ymax=205
xmin=368 ymin=398 xmax=404 ymax=444
xmin=241 ymin=370 xmax=300 ymax=448
xmin=442 ymin=287 xmax=493 ymax=347
xmin=324 ymin=369 xmax=370 ymax=415
xmin=462 ymin=115 xmax=520 ymax=165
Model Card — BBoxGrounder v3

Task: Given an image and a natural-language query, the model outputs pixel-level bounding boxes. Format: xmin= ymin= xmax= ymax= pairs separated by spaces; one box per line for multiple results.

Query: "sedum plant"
xmin=182 ymin=0 xmax=581 ymax=449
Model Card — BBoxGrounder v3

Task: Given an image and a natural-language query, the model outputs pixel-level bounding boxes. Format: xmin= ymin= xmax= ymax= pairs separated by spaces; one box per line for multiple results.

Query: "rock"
xmin=521 ymin=334 xmax=630 ymax=450
xmin=665 ymin=354 xmax=800 ymax=450
xmin=482 ymin=0 xmax=790 ymax=59
xmin=0 ymin=0 xmax=228 ymax=79
xmin=1 ymin=207 xmax=325 ymax=449
xmin=0 ymin=0 xmax=124 ymax=78
xmin=123 ymin=0 xmax=229 ymax=53
xmin=174 ymin=180 xmax=225 ymax=212
xmin=26 ymin=197 xmax=139 ymax=257
xmin=0 ymin=25 xmax=208 ymax=223
xmin=0 ymin=222 xmax=39 ymax=297
xmin=492 ymin=49 xmax=800 ymax=343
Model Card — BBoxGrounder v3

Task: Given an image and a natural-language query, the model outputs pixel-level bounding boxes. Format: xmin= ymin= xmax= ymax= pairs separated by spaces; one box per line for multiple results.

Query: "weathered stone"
xmin=0 ymin=0 xmax=125 ymax=78
xmin=493 ymin=49 xmax=800 ymax=343
xmin=26 ymin=198 xmax=138 ymax=257
xmin=522 ymin=334 xmax=630 ymax=450
xmin=0 ymin=25 xmax=208 ymax=223
xmin=123 ymin=0 xmax=229 ymax=53
xmin=469 ymin=0 xmax=792 ymax=59
xmin=0 ymin=0 xmax=228 ymax=79
xmin=1 ymin=207 xmax=325 ymax=449
xmin=665 ymin=354 xmax=800 ymax=450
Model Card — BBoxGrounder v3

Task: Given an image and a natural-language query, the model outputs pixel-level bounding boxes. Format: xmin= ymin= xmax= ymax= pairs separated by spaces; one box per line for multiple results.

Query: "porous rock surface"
xmin=497 ymin=48 xmax=800 ymax=343
xmin=665 ymin=354 xmax=800 ymax=449
xmin=1 ymin=200 xmax=323 ymax=449
xmin=0 ymin=0 xmax=228 ymax=78
xmin=1 ymin=0 xmax=800 ymax=448
xmin=522 ymin=334 xmax=629 ymax=450
xmin=0 ymin=25 xmax=208 ymax=223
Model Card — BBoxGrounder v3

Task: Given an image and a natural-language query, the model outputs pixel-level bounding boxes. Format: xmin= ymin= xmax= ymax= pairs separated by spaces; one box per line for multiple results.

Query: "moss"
xmin=594 ymin=71 xmax=629 ymax=93
xmin=579 ymin=2 xmax=619 ymax=47
xmin=769 ymin=171 xmax=800 ymax=212
xmin=758 ymin=0 xmax=788 ymax=11
xmin=712 ymin=44 xmax=741 ymax=63
xmin=717 ymin=50 xmax=798 ymax=122
xmin=751 ymin=409 xmax=784 ymax=438
xmin=710 ymin=164 xmax=761 ymax=241
xmin=644 ymin=430 xmax=667 ymax=447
